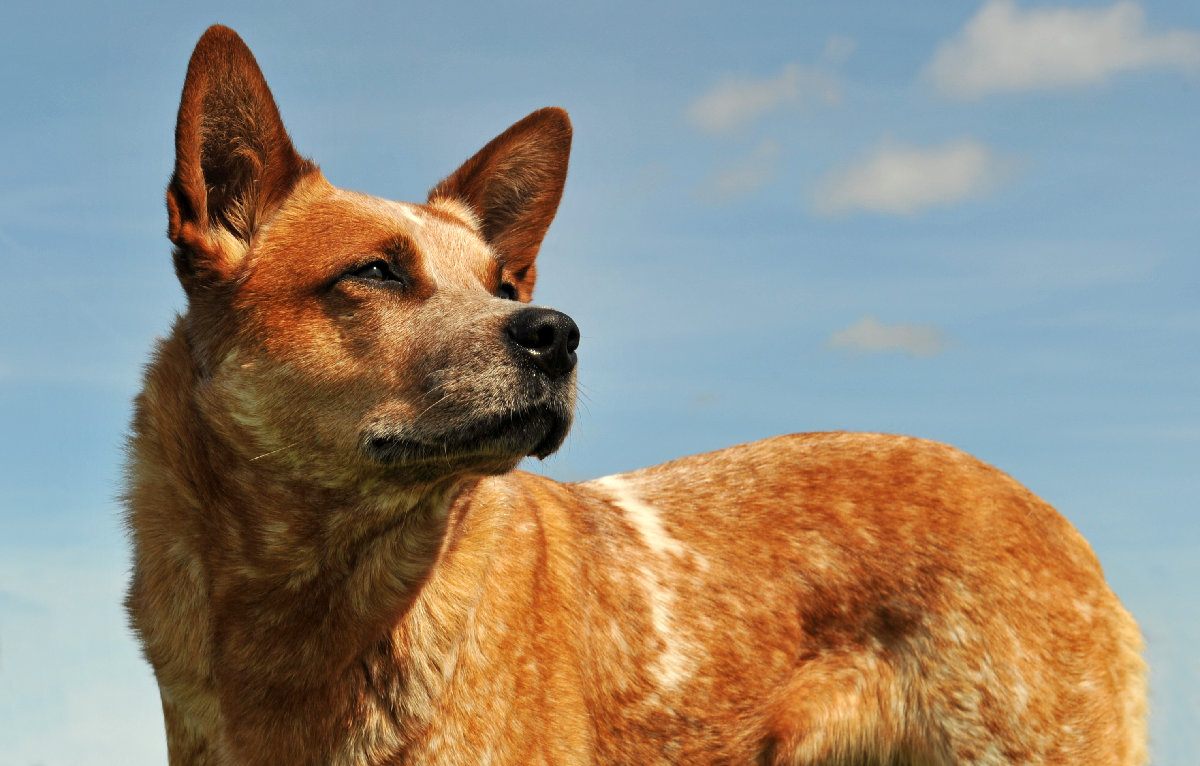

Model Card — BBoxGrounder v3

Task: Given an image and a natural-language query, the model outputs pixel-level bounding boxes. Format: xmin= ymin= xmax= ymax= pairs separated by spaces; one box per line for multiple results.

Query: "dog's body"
xmin=125 ymin=26 xmax=1147 ymax=766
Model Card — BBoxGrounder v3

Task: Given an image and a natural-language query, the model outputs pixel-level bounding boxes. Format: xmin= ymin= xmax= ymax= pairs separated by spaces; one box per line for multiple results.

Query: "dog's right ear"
xmin=167 ymin=26 xmax=314 ymax=296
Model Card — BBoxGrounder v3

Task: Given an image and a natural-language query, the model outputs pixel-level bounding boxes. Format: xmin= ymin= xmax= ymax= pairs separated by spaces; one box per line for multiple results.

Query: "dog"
xmin=125 ymin=25 xmax=1147 ymax=766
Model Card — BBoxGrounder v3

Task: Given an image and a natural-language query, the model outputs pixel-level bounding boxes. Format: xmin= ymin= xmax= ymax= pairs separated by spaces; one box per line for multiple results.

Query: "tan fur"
xmin=126 ymin=26 xmax=1147 ymax=765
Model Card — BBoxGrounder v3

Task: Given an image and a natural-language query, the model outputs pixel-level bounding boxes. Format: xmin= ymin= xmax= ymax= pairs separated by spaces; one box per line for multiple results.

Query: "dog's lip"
xmin=363 ymin=406 xmax=570 ymax=466
xmin=528 ymin=410 xmax=571 ymax=459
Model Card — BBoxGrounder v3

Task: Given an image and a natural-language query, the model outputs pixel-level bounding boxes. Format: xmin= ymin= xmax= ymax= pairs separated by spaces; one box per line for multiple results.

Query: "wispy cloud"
xmin=822 ymin=35 xmax=858 ymax=66
xmin=926 ymin=0 xmax=1200 ymax=98
xmin=828 ymin=316 xmax=949 ymax=357
xmin=687 ymin=63 xmax=840 ymax=135
xmin=811 ymin=138 xmax=1010 ymax=216
xmin=696 ymin=140 xmax=781 ymax=202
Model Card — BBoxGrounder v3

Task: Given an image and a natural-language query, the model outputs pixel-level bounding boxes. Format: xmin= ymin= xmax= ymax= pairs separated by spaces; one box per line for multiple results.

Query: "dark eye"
xmin=355 ymin=263 xmax=386 ymax=280
xmin=497 ymin=282 xmax=518 ymax=301
xmin=347 ymin=260 xmax=403 ymax=284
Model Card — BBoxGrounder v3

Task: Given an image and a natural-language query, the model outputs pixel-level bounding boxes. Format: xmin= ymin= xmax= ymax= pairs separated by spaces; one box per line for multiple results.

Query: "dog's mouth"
xmin=363 ymin=405 xmax=571 ymax=469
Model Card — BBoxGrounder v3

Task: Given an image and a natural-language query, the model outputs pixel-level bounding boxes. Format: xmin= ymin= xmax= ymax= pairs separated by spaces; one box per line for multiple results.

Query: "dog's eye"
xmin=498 ymin=282 xmax=518 ymax=301
xmin=348 ymin=261 xmax=402 ymax=283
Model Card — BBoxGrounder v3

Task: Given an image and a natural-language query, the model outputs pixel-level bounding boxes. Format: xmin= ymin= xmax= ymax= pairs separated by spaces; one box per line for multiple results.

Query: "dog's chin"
xmin=362 ymin=407 xmax=571 ymax=474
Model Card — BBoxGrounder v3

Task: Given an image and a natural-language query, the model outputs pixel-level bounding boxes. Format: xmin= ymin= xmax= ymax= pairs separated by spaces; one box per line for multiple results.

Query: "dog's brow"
xmin=395 ymin=205 xmax=425 ymax=228
xmin=379 ymin=234 xmax=416 ymax=261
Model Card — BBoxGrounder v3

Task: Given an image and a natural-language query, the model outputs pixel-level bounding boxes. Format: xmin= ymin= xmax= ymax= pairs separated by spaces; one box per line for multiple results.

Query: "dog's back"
xmin=125 ymin=26 xmax=1146 ymax=765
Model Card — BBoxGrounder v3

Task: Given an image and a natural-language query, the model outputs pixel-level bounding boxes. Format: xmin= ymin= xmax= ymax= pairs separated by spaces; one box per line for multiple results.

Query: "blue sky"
xmin=1 ymin=0 xmax=1197 ymax=762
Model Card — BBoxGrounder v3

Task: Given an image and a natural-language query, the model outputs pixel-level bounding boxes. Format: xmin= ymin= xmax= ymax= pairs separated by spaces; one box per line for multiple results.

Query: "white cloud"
xmin=823 ymin=35 xmax=858 ymax=66
xmin=811 ymin=138 xmax=1009 ymax=216
xmin=828 ymin=316 xmax=949 ymax=357
xmin=687 ymin=63 xmax=840 ymax=134
xmin=927 ymin=0 xmax=1200 ymax=98
xmin=696 ymin=140 xmax=781 ymax=202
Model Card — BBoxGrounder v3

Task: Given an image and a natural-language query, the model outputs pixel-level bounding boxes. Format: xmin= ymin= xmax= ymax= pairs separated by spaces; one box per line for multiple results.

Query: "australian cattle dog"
xmin=125 ymin=25 xmax=1147 ymax=765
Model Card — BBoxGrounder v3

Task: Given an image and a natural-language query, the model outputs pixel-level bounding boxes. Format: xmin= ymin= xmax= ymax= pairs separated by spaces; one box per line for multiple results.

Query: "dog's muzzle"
xmin=362 ymin=307 xmax=579 ymax=470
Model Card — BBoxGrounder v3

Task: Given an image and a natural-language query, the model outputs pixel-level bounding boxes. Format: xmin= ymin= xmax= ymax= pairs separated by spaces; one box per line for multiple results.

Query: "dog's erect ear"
xmin=428 ymin=108 xmax=572 ymax=297
xmin=167 ymin=25 xmax=314 ymax=294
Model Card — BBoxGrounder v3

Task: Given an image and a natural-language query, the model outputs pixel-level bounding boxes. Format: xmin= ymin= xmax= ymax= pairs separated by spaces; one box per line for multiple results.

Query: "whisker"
xmin=250 ymin=442 xmax=300 ymax=462
xmin=412 ymin=390 xmax=454 ymax=423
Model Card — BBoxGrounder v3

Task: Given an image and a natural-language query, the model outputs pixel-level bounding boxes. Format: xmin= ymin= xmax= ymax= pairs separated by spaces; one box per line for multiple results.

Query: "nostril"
xmin=534 ymin=323 xmax=556 ymax=350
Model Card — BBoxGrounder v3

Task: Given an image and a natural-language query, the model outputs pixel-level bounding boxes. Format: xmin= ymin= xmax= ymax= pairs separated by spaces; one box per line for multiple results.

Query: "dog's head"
xmin=167 ymin=26 xmax=576 ymax=485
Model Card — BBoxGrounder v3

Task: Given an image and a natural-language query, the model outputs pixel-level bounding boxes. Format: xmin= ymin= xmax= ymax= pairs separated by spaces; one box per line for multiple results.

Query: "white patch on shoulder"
xmin=586 ymin=474 xmax=701 ymax=692
xmin=589 ymin=475 xmax=685 ymax=558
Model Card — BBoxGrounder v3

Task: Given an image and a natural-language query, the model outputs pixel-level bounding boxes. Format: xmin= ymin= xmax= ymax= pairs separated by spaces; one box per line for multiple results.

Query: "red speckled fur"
xmin=125 ymin=26 xmax=1147 ymax=766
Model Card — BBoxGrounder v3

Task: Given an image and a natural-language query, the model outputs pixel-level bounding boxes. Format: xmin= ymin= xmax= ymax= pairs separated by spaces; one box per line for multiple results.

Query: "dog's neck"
xmin=130 ymin=324 xmax=487 ymax=705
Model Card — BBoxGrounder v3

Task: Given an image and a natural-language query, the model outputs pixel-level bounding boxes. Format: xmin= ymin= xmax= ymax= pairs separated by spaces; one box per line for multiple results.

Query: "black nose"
xmin=505 ymin=307 xmax=580 ymax=379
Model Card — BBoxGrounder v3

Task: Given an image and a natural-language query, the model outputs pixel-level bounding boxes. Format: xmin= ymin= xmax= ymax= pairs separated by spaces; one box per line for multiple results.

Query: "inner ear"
xmin=504 ymin=264 xmax=536 ymax=302
xmin=428 ymin=107 xmax=571 ymax=294
xmin=193 ymin=79 xmax=284 ymax=236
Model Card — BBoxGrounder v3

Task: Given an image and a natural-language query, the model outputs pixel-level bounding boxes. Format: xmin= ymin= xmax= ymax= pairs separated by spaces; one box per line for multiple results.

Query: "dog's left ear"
xmin=428 ymin=108 xmax=572 ymax=299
